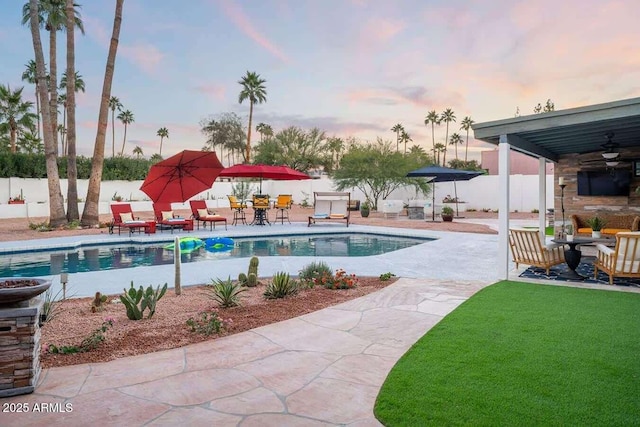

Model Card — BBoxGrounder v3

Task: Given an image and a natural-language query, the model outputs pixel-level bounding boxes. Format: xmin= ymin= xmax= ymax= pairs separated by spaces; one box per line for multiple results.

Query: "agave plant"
xmin=264 ymin=272 xmax=298 ymax=299
xmin=209 ymin=277 xmax=246 ymax=308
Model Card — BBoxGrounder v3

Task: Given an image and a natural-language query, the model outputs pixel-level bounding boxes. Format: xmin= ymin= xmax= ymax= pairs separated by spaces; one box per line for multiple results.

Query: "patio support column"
xmin=538 ymin=157 xmax=547 ymax=243
xmin=498 ymin=135 xmax=511 ymax=280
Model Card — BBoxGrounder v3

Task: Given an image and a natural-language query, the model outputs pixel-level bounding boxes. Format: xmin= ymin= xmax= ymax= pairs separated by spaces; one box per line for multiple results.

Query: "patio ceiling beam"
xmin=502 ymin=133 xmax=558 ymax=162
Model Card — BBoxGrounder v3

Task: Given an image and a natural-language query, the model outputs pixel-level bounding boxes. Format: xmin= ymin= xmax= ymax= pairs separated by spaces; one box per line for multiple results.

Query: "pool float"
xmin=164 ymin=237 xmax=204 ymax=252
xmin=204 ymin=237 xmax=234 ymax=252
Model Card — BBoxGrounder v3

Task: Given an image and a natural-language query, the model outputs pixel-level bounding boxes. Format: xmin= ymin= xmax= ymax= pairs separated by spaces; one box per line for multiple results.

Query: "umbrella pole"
xmin=454 ymin=180 xmax=459 ymax=217
xmin=432 ymin=183 xmax=436 ymax=221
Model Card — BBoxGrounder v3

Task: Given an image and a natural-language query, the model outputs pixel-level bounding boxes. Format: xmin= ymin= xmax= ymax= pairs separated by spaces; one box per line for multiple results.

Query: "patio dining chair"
xmin=274 ymin=194 xmax=293 ymax=224
xmin=508 ymin=228 xmax=565 ymax=274
xmin=251 ymin=194 xmax=271 ymax=225
xmin=189 ymin=200 xmax=227 ymax=231
xmin=227 ymin=195 xmax=247 ymax=225
xmin=594 ymin=231 xmax=640 ymax=285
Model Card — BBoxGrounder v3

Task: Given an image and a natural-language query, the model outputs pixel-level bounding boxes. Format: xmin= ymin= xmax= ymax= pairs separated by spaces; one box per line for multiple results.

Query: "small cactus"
xmin=248 ymin=256 xmax=259 ymax=276
xmin=120 ymin=282 xmax=144 ymax=320
xmin=238 ymin=272 xmax=248 ymax=285
xmin=247 ymin=272 xmax=257 ymax=287
xmin=91 ymin=291 xmax=108 ymax=313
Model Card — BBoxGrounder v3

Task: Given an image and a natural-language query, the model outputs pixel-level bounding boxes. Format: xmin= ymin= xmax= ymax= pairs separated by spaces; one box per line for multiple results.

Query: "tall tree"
xmin=64 ymin=0 xmax=80 ymax=220
xmin=117 ymin=109 xmax=133 ymax=156
xmin=238 ymin=71 xmax=267 ymax=163
xmin=391 ymin=123 xmax=404 ymax=152
xmin=58 ymin=70 xmax=84 ymax=156
xmin=22 ymin=0 xmax=84 ymax=157
xmin=460 ymin=116 xmax=474 ymax=163
xmin=256 ymin=122 xmax=267 ymax=142
xmin=424 ymin=110 xmax=439 ymax=163
xmin=132 ymin=145 xmax=143 ymax=158
xmin=21 ymin=59 xmax=43 ymax=139
xmin=433 ymin=143 xmax=445 ymax=165
xmin=27 ymin=0 xmax=66 ymax=226
xmin=108 ymin=96 xmax=122 ymax=157
xmin=81 ymin=0 xmax=123 ymax=227
xmin=440 ymin=108 xmax=456 ymax=166
xmin=448 ymin=132 xmax=463 ymax=163
xmin=400 ymin=130 xmax=412 ymax=154
xmin=156 ymin=126 xmax=168 ymax=156
xmin=0 ymin=85 xmax=37 ymax=153
xmin=200 ymin=112 xmax=245 ymax=164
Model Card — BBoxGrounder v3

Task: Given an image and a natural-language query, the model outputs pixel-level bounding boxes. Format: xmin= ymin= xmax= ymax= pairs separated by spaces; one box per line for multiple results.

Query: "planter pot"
xmin=360 ymin=208 xmax=370 ymax=218
xmin=592 ymin=231 xmax=602 ymax=238
xmin=567 ymin=234 xmax=574 ymax=242
xmin=441 ymin=214 xmax=454 ymax=222
xmin=8 ymin=200 xmax=25 ymax=204
xmin=0 ymin=278 xmax=51 ymax=306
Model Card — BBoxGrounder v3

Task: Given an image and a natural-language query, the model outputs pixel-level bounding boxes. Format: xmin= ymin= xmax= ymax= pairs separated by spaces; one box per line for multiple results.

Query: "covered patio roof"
xmin=472 ymin=97 xmax=640 ymax=162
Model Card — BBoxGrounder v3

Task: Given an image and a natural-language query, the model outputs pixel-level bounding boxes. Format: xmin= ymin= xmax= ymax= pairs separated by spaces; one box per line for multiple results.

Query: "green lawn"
xmin=374 ymin=281 xmax=640 ymax=426
xmin=523 ymin=225 xmax=554 ymax=236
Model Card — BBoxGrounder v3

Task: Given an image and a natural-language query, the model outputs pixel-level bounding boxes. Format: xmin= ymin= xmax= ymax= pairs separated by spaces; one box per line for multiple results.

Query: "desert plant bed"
xmin=40 ymin=276 xmax=397 ymax=368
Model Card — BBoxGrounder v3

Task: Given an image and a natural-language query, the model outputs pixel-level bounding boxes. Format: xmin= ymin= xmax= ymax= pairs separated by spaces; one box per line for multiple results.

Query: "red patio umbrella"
xmin=218 ymin=164 xmax=311 ymax=193
xmin=140 ymin=150 xmax=224 ymax=203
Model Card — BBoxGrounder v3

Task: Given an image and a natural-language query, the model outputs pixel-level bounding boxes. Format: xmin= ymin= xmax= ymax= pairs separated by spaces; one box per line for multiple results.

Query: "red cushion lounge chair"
xmin=189 ymin=200 xmax=227 ymax=230
xmin=110 ymin=203 xmax=150 ymax=235
xmin=152 ymin=202 xmax=193 ymax=233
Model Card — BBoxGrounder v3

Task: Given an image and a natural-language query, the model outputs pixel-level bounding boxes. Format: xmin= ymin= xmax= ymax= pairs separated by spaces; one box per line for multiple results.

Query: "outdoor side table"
xmin=552 ymin=237 xmax=594 ymax=280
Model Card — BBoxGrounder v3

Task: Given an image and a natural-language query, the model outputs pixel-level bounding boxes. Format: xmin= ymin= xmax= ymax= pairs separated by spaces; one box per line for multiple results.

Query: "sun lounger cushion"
xmin=197 ymin=208 xmax=209 ymax=218
xmin=162 ymin=211 xmax=174 ymax=221
xmin=120 ymin=212 xmax=133 ymax=222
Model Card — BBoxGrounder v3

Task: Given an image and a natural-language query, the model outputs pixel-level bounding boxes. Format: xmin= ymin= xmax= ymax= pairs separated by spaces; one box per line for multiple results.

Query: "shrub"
xmin=299 ymin=261 xmax=332 ymax=287
xmin=264 ymin=272 xmax=298 ymax=299
xmin=209 ymin=277 xmax=246 ymax=308
xmin=186 ymin=311 xmax=228 ymax=335
xmin=40 ymin=286 xmax=64 ymax=325
xmin=379 ymin=272 xmax=396 ymax=281
xmin=441 ymin=206 xmax=454 ymax=216
xmin=315 ymin=269 xmax=359 ymax=290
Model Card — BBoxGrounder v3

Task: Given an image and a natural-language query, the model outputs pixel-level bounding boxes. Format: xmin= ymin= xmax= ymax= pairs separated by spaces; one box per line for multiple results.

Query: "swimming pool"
xmin=0 ymin=233 xmax=432 ymax=277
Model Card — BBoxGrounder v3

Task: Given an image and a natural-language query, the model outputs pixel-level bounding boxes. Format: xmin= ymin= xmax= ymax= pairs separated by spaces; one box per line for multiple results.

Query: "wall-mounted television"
xmin=576 ymin=170 xmax=631 ymax=196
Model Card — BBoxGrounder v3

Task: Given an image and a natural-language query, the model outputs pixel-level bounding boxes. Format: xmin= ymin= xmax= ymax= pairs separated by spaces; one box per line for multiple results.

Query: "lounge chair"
xmin=153 ymin=202 xmax=193 ymax=233
xmin=227 ymin=195 xmax=247 ymax=225
xmin=189 ymin=200 xmax=227 ymax=230
xmin=110 ymin=203 xmax=152 ymax=235
xmin=308 ymin=192 xmax=350 ymax=227
xmin=274 ymin=194 xmax=293 ymax=224
xmin=509 ymin=228 xmax=565 ymax=274
xmin=594 ymin=231 xmax=640 ymax=285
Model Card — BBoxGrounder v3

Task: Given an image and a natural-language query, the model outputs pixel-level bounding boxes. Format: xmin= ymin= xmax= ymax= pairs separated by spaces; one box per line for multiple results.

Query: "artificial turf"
xmin=374 ymin=281 xmax=640 ymax=426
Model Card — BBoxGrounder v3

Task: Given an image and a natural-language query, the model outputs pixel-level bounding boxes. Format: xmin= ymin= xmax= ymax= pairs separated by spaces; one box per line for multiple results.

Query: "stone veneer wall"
xmin=0 ymin=299 xmax=42 ymax=397
xmin=554 ymin=147 xmax=640 ymax=223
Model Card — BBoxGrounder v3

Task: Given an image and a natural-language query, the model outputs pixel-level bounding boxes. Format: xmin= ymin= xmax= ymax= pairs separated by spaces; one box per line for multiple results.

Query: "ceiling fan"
xmin=578 ymin=132 xmax=633 ymax=168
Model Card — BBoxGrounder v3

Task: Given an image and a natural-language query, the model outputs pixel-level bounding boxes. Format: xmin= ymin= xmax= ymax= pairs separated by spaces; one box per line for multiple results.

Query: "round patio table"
xmin=552 ymin=237 xmax=594 ymax=280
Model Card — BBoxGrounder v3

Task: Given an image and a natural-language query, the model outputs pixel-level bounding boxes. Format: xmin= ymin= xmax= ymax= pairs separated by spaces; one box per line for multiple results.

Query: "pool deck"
xmin=7 ymin=219 xmax=631 ymax=426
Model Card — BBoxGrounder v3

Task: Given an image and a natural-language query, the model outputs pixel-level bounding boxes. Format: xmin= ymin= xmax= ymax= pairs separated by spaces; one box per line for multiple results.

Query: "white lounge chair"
xmin=594 ymin=231 xmax=640 ymax=285
xmin=308 ymin=192 xmax=350 ymax=227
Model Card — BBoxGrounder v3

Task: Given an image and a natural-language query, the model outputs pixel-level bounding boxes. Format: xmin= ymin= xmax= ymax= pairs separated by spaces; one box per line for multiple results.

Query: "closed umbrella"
xmin=218 ymin=164 xmax=311 ymax=193
xmin=140 ymin=150 xmax=224 ymax=203
xmin=407 ymin=165 xmax=483 ymax=220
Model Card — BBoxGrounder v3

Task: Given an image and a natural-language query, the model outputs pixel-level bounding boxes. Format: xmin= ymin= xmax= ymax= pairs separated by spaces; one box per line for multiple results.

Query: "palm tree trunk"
xmin=29 ymin=0 xmax=66 ymax=227
xmin=120 ymin=123 xmax=127 ymax=156
xmin=61 ymin=107 xmax=67 ymax=154
xmin=111 ymin=109 xmax=116 ymax=157
xmin=35 ymin=86 xmax=40 ymax=139
xmin=443 ymin=124 xmax=449 ymax=166
xmin=431 ymin=123 xmax=436 ymax=164
xmin=65 ymin=0 xmax=79 ymax=221
xmin=49 ymin=28 xmax=59 ymax=157
xmin=10 ymin=126 xmax=16 ymax=153
xmin=246 ymin=101 xmax=253 ymax=163
xmin=81 ymin=0 xmax=123 ymax=227
xmin=464 ymin=131 xmax=469 ymax=163
xmin=159 ymin=136 xmax=163 ymax=156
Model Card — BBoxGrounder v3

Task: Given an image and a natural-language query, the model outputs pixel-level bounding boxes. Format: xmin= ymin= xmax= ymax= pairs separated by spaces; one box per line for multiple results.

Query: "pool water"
xmin=0 ymin=233 xmax=431 ymax=277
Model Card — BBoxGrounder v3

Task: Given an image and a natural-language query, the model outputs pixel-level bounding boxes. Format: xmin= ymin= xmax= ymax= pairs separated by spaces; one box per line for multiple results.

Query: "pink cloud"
xmin=119 ymin=43 xmax=165 ymax=76
xmin=194 ymin=84 xmax=226 ymax=101
xmin=217 ymin=0 xmax=290 ymax=63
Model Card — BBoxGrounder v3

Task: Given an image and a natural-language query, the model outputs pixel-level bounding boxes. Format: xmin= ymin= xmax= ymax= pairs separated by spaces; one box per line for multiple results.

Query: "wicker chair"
xmin=509 ymin=228 xmax=565 ymax=274
xmin=594 ymin=232 xmax=640 ymax=285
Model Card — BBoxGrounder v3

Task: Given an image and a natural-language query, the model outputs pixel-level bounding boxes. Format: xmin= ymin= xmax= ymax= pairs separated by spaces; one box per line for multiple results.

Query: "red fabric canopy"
xmin=140 ymin=150 xmax=224 ymax=203
xmin=218 ymin=164 xmax=311 ymax=192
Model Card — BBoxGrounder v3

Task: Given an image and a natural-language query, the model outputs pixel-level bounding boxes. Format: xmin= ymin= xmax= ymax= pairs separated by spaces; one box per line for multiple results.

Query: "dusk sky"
xmin=1 ymin=0 xmax=639 ymax=163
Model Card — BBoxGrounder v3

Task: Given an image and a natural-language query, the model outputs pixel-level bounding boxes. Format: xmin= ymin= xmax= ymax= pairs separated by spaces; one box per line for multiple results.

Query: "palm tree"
xmin=424 ymin=110 xmax=440 ymax=163
xmin=440 ymin=108 xmax=456 ymax=166
xmin=117 ymin=109 xmax=134 ymax=156
xmin=22 ymin=0 xmax=84 ymax=157
xmin=391 ymin=123 xmax=404 ymax=152
xmin=460 ymin=116 xmax=474 ymax=163
xmin=157 ymin=126 xmax=168 ymax=156
xmin=26 ymin=0 xmax=66 ymax=226
xmin=132 ymin=145 xmax=143 ymax=159
xmin=58 ymin=70 xmax=84 ymax=156
xmin=238 ymin=71 xmax=267 ymax=163
xmin=434 ymin=143 xmax=446 ymax=165
xmin=400 ymin=130 xmax=412 ymax=154
xmin=262 ymin=123 xmax=273 ymax=140
xmin=449 ymin=132 xmax=463 ymax=163
xmin=81 ymin=0 xmax=123 ymax=227
xmin=256 ymin=122 xmax=267 ymax=142
xmin=21 ymin=59 xmax=45 ymax=139
xmin=0 ymin=85 xmax=37 ymax=153
xmin=108 ymin=96 xmax=122 ymax=157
